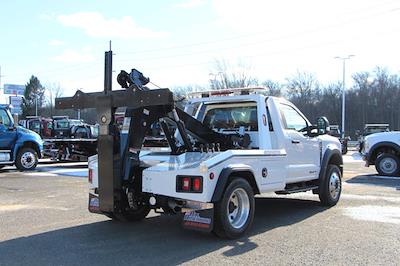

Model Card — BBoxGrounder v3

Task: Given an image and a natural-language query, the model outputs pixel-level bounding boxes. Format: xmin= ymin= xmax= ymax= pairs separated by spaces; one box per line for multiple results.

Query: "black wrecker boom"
xmin=56 ymin=50 xmax=176 ymax=213
xmin=56 ymin=49 xmax=243 ymax=215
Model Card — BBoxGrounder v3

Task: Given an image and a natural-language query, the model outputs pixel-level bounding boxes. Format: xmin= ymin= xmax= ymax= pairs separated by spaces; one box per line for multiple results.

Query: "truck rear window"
xmin=203 ymin=105 xmax=258 ymax=131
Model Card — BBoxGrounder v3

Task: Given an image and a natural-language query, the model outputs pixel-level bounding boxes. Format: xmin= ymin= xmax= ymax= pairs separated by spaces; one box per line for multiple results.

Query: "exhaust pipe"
xmin=168 ymin=199 xmax=184 ymax=213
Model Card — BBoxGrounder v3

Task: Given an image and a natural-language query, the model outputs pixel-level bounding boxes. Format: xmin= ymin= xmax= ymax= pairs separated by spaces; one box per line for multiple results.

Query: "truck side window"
xmin=279 ymin=104 xmax=307 ymax=132
xmin=0 ymin=109 xmax=11 ymax=127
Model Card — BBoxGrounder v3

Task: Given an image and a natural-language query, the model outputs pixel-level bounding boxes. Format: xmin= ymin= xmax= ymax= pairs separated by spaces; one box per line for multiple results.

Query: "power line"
xmin=117 ymin=1 xmax=399 ymax=57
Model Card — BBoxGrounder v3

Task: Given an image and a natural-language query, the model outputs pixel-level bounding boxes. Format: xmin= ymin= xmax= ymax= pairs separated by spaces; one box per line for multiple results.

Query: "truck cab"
xmin=19 ymin=116 xmax=53 ymax=138
xmin=0 ymin=105 xmax=43 ymax=171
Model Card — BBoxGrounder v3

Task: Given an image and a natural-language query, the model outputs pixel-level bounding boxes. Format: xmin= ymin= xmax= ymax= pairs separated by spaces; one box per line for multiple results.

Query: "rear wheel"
xmin=319 ymin=164 xmax=342 ymax=206
xmin=112 ymin=192 xmax=150 ymax=222
xmin=15 ymin=147 xmax=38 ymax=171
xmin=375 ymin=153 xmax=400 ymax=176
xmin=213 ymin=178 xmax=255 ymax=239
xmin=113 ymin=205 xmax=150 ymax=222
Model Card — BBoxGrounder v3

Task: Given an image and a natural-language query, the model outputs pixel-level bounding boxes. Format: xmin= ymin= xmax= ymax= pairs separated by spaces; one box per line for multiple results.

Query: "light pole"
xmin=335 ymin=55 xmax=354 ymax=138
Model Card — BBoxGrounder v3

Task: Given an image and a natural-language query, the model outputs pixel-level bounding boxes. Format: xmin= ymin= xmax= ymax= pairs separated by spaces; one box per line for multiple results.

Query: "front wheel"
xmin=213 ymin=178 xmax=255 ymax=239
xmin=15 ymin=147 xmax=38 ymax=171
xmin=319 ymin=164 xmax=342 ymax=206
xmin=375 ymin=153 xmax=400 ymax=176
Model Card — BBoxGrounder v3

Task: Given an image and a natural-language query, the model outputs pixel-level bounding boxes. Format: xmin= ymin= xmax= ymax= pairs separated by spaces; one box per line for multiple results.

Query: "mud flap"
xmin=182 ymin=208 xmax=214 ymax=233
xmin=88 ymin=193 xmax=102 ymax=213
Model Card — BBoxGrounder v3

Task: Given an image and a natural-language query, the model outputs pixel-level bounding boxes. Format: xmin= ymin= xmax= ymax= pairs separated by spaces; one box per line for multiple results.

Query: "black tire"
xmin=319 ymin=164 xmax=342 ymax=207
xmin=342 ymin=144 xmax=348 ymax=155
xmin=213 ymin=178 xmax=255 ymax=239
xmin=15 ymin=147 xmax=38 ymax=171
xmin=113 ymin=205 xmax=150 ymax=222
xmin=359 ymin=141 xmax=364 ymax=153
xmin=375 ymin=153 xmax=400 ymax=176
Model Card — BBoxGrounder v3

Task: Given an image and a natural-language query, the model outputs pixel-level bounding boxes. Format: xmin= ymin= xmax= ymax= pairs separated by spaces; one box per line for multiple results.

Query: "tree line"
xmin=177 ymin=65 xmax=400 ymax=139
xmin=21 ymin=65 xmax=399 ymax=139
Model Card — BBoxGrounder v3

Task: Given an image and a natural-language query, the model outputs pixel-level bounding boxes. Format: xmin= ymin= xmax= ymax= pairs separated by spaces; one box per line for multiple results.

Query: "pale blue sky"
xmin=1 ymin=0 xmax=400 ymax=100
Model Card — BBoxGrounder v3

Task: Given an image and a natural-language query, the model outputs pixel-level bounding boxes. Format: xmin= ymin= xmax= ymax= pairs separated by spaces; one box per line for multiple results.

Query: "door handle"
xmin=291 ymin=139 xmax=300 ymax=144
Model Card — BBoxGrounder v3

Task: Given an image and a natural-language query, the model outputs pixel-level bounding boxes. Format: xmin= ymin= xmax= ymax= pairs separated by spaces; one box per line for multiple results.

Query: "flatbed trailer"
xmin=43 ymin=138 xmax=97 ymax=161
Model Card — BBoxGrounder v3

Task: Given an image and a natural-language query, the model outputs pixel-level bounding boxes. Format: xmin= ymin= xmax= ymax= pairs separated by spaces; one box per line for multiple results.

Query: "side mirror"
xmin=316 ymin=116 xmax=330 ymax=135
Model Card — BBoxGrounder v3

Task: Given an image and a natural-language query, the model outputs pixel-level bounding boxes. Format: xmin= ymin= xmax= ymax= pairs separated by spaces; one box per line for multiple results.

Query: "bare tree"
xmin=209 ymin=59 xmax=258 ymax=89
xmin=46 ymin=83 xmax=63 ymax=117
xmin=262 ymin=80 xmax=282 ymax=96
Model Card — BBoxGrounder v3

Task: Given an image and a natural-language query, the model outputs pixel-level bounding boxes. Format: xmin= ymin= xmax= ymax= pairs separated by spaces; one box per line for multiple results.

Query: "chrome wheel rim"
xmin=379 ymin=157 xmax=397 ymax=174
xmin=21 ymin=151 xmax=36 ymax=169
xmin=329 ymin=171 xmax=341 ymax=200
xmin=227 ymin=188 xmax=250 ymax=229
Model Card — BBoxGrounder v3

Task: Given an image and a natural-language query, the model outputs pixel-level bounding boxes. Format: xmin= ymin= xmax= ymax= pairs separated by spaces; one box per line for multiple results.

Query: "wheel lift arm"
xmin=55 ymin=51 xmax=175 ymax=213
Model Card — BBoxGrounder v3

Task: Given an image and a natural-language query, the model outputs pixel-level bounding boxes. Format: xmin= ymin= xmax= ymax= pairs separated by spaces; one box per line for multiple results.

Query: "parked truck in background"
xmin=358 ymin=124 xmax=390 ymax=152
xmin=0 ymin=104 xmax=43 ymax=171
xmin=328 ymin=125 xmax=349 ymax=154
xmin=18 ymin=116 xmax=53 ymax=138
xmin=360 ymin=131 xmax=400 ymax=176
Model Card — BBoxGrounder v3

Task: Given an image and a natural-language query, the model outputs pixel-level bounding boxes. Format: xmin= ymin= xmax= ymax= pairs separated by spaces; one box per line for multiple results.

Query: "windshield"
xmin=329 ymin=127 xmax=341 ymax=137
xmin=202 ymin=104 xmax=258 ymax=131
xmin=30 ymin=121 xmax=41 ymax=132
xmin=56 ymin=120 xmax=69 ymax=129
xmin=0 ymin=109 xmax=12 ymax=128
xmin=363 ymin=127 xmax=389 ymax=135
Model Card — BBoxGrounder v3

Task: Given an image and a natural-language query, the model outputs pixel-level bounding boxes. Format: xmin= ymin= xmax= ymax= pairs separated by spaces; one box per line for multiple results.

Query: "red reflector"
xmin=193 ymin=178 xmax=201 ymax=191
xmin=182 ymin=177 xmax=190 ymax=191
xmin=88 ymin=169 xmax=93 ymax=183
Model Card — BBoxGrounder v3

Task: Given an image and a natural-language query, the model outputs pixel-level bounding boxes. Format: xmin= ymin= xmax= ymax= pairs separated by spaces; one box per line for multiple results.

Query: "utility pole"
xmin=334 ymin=55 xmax=354 ymax=139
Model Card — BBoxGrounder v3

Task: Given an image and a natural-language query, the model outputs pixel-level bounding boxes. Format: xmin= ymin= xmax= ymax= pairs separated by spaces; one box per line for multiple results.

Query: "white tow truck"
xmin=55 ymin=54 xmax=342 ymax=239
xmin=86 ymin=87 xmax=343 ymax=238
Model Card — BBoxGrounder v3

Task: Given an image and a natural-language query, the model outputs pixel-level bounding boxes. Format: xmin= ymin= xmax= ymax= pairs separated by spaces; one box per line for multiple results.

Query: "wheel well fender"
xmin=211 ymin=165 xmax=259 ymax=202
xmin=14 ymin=141 xmax=41 ymax=160
xmin=368 ymin=142 xmax=400 ymax=163
xmin=319 ymin=148 xmax=343 ymax=181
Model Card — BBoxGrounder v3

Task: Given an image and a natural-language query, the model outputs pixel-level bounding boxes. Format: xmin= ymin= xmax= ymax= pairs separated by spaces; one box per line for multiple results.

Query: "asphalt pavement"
xmin=0 ymin=151 xmax=399 ymax=265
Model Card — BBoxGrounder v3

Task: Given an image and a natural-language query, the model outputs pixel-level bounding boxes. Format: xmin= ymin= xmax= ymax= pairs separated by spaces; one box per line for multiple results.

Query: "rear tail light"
xmin=176 ymin=176 xmax=203 ymax=193
xmin=88 ymin=168 xmax=93 ymax=183
xmin=193 ymin=177 xmax=202 ymax=192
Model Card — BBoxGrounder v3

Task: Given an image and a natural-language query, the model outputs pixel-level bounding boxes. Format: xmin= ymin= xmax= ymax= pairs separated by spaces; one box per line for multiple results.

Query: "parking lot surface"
xmin=0 ymin=152 xmax=399 ymax=265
